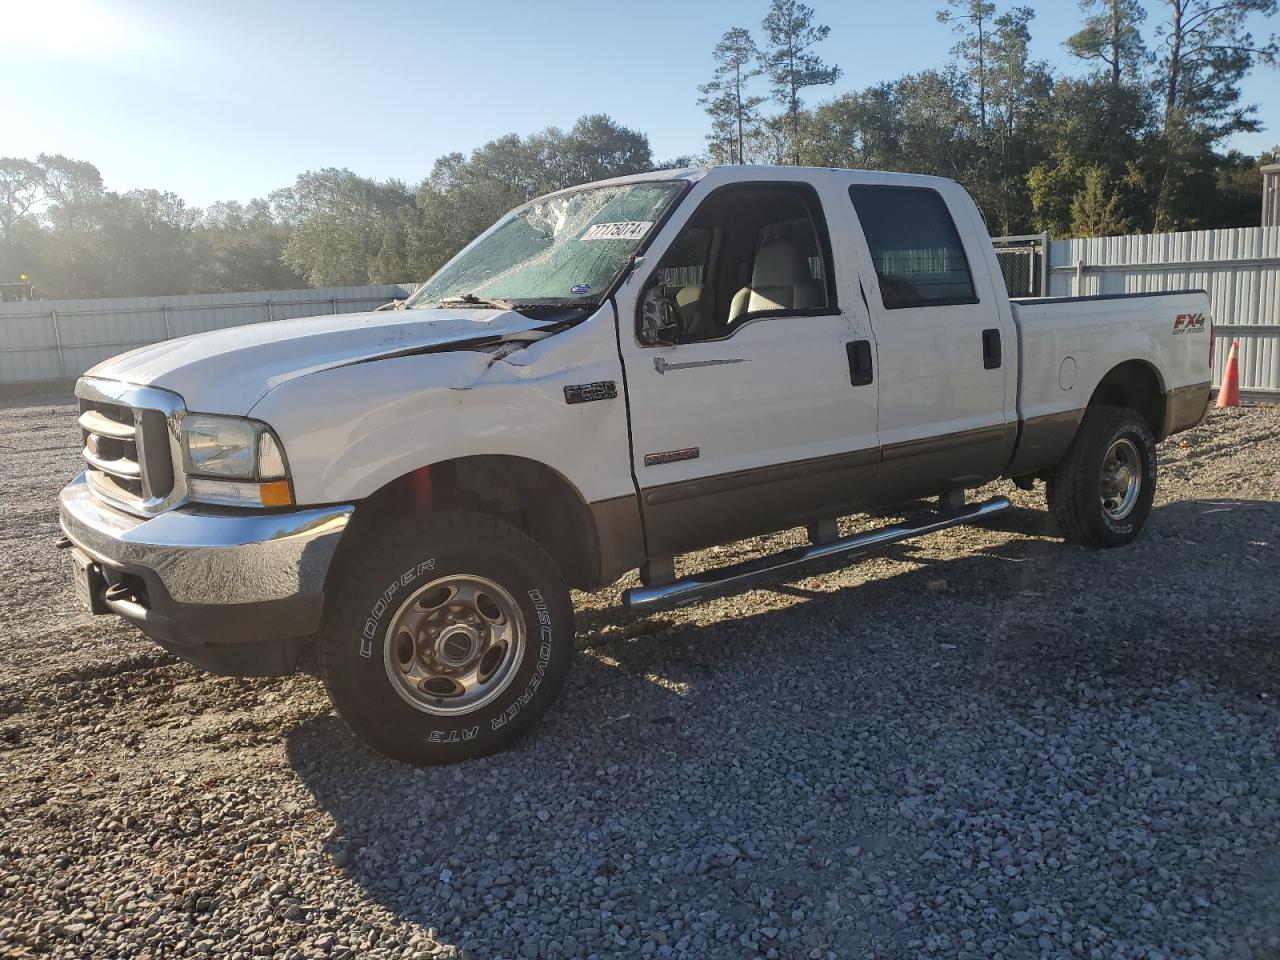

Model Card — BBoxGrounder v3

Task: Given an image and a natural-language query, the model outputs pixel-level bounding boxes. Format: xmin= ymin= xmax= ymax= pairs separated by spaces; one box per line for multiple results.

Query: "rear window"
xmin=849 ymin=186 xmax=978 ymax=309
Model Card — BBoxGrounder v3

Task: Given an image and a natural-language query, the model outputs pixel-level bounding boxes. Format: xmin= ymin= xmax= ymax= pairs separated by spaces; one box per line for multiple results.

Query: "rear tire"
xmin=1046 ymin=405 xmax=1156 ymax=548
xmin=319 ymin=511 xmax=574 ymax=765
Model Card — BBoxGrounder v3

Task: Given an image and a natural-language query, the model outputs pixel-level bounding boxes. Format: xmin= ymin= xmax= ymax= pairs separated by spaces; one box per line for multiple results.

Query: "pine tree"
xmin=937 ymin=0 xmax=997 ymax=131
xmin=1151 ymin=0 xmax=1279 ymax=229
xmin=1070 ymin=165 xmax=1136 ymax=236
xmin=1066 ymin=0 xmax=1148 ymax=90
xmin=760 ymin=0 xmax=841 ymax=164
xmin=698 ymin=28 xmax=766 ymax=165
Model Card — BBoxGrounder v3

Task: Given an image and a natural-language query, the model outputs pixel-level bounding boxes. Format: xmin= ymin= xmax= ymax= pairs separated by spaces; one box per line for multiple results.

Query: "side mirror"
xmin=639 ymin=284 xmax=684 ymax=346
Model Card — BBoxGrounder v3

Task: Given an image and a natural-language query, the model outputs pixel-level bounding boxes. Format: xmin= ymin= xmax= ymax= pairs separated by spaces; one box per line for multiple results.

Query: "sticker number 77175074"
xmin=581 ymin=221 xmax=653 ymax=241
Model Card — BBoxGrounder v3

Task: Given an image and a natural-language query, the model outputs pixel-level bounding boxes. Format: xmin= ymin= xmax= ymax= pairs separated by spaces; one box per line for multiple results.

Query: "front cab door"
xmin=616 ymin=174 xmax=879 ymax=558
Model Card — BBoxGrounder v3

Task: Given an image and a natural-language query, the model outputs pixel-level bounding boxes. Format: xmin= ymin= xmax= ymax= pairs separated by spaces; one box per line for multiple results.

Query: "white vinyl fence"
xmin=0 ymin=284 xmax=415 ymax=386
xmin=1044 ymin=226 xmax=1279 ymax=401
xmin=4 ymin=226 xmax=1278 ymax=398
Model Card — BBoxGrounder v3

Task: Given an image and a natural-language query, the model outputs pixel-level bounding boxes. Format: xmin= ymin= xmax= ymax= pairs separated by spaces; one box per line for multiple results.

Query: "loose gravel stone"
xmin=0 ymin=396 xmax=1277 ymax=959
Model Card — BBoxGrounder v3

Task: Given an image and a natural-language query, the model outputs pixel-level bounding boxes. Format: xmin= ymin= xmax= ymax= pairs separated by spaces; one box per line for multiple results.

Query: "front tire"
xmin=319 ymin=511 xmax=574 ymax=765
xmin=1046 ymin=405 xmax=1157 ymax=548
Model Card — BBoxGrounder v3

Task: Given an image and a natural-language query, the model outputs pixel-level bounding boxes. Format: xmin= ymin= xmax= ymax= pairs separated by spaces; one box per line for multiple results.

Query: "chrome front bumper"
xmin=59 ymin=472 xmax=353 ymax=605
xmin=58 ymin=472 xmax=354 ymax=674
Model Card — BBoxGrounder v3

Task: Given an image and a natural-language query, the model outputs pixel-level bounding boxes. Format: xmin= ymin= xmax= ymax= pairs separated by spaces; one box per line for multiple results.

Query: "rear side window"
xmin=849 ymin=186 xmax=978 ymax=309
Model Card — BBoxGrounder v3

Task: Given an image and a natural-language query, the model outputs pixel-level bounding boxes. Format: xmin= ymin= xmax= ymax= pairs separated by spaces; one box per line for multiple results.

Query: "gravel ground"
xmin=1 ymin=396 xmax=1278 ymax=960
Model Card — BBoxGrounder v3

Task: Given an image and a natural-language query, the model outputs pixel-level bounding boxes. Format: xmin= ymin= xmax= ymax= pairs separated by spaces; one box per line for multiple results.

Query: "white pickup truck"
xmin=58 ymin=166 xmax=1212 ymax=764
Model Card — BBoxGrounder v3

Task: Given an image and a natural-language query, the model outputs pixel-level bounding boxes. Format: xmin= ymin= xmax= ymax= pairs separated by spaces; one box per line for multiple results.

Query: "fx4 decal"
xmin=1173 ymin=312 xmax=1206 ymax=335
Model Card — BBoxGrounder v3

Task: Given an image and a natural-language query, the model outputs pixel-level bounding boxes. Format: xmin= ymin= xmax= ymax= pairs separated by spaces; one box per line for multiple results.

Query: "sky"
xmin=2 ymin=0 xmax=1277 ymax=208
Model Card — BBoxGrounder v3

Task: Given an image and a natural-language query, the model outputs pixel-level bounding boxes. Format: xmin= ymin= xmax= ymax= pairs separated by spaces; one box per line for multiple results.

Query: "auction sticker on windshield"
xmin=581 ymin=221 xmax=653 ymax=241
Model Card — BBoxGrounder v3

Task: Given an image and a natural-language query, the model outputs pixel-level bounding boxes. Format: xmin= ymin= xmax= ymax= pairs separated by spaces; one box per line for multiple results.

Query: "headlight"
xmin=181 ymin=414 xmax=293 ymax=508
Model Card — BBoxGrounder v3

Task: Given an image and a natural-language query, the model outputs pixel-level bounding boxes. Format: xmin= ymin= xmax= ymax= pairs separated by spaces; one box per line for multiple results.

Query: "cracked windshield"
xmin=407 ymin=181 xmax=684 ymax=307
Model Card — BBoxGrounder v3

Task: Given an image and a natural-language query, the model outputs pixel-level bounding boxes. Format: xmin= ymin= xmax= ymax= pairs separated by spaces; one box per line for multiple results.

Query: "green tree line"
xmin=0 ymin=116 xmax=683 ymax=300
xmin=1 ymin=0 xmax=1275 ymax=301
xmin=703 ymin=0 xmax=1277 ymax=236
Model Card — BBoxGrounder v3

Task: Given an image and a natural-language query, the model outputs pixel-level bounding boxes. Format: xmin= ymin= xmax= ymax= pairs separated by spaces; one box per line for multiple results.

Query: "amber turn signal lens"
xmin=258 ymin=480 xmax=293 ymax=507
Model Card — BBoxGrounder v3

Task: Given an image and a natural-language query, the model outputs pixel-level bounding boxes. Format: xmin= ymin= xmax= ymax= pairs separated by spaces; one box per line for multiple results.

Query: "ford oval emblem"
xmin=570 ymin=283 xmax=592 ymax=295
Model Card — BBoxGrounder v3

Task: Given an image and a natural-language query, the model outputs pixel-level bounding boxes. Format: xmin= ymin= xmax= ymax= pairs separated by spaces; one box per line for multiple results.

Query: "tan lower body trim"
xmin=587 ymin=495 xmax=647 ymax=588
xmin=876 ymin=423 xmax=1016 ymax=503
xmin=1162 ymin=382 xmax=1211 ymax=438
xmin=1005 ymin=409 xmax=1085 ymax=477
xmin=608 ymin=413 xmax=1095 ymax=578
xmin=639 ymin=448 xmax=880 ymax=558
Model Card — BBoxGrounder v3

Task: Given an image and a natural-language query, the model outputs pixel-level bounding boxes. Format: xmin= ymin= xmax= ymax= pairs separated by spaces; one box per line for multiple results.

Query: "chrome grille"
xmin=80 ymin=401 xmax=145 ymax=501
xmin=76 ymin=378 xmax=186 ymax=515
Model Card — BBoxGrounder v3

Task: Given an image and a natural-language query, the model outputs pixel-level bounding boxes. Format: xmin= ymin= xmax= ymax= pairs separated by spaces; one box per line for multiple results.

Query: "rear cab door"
xmin=840 ymin=174 xmax=1019 ymax=503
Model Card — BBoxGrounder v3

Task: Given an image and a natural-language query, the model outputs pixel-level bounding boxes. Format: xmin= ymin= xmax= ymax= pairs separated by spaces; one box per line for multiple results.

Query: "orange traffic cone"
xmin=1216 ymin=338 xmax=1240 ymax=408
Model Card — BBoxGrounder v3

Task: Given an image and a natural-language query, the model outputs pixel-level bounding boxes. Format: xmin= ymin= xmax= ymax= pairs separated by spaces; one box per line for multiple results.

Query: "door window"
xmin=849 ymin=186 xmax=978 ymax=309
xmin=646 ymin=184 xmax=837 ymax=343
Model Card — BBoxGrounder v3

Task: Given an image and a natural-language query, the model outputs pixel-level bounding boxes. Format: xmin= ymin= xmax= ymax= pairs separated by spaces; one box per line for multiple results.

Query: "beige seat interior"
xmin=727 ymin=241 xmax=822 ymax=325
xmin=675 ymin=284 xmax=716 ymax=339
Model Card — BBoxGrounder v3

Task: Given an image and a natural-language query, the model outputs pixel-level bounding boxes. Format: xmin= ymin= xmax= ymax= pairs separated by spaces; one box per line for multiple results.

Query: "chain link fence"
xmin=992 ymin=233 xmax=1049 ymax=298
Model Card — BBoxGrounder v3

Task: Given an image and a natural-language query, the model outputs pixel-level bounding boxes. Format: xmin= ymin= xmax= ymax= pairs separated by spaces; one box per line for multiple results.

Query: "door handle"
xmin=982 ymin=328 xmax=1002 ymax=369
xmin=653 ymin=356 xmax=747 ymax=374
xmin=846 ymin=340 xmax=873 ymax=386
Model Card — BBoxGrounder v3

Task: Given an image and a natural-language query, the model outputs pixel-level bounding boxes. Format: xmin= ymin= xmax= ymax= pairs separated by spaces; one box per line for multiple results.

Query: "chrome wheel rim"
xmin=1100 ymin=437 xmax=1142 ymax=521
xmin=383 ymin=574 xmax=525 ymax=716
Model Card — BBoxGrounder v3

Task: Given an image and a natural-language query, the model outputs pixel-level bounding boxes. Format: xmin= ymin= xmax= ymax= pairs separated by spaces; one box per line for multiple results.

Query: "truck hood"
xmin=84 ymin=308 xmax=555 ymax=415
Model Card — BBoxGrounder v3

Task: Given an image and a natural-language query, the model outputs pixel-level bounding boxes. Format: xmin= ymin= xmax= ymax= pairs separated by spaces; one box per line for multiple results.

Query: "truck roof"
xmin=541 ymin=164 xmax=960 ymax=198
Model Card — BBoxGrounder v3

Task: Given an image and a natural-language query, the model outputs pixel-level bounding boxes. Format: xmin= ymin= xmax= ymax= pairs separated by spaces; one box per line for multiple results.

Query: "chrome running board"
xmin=622 ymin=496 xmax=1011 ymax=612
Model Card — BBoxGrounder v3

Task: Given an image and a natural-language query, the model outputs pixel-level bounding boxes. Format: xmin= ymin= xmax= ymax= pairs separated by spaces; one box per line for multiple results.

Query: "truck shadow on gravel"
xmin=283 ymin=499 xmax=1278 ymax=954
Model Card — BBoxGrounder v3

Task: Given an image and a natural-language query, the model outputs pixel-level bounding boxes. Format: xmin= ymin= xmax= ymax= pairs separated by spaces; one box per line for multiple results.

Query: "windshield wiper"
xmin=437 ymin=293 xmax=516 ymax=310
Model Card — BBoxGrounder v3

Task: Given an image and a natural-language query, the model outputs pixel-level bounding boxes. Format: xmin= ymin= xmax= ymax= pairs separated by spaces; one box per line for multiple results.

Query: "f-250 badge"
xmin=1173 ymin=312 xmax=1206 ymax=334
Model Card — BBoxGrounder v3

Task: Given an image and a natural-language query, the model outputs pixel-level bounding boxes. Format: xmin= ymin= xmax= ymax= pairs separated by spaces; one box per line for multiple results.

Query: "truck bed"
xmin=1011 ymin=288 xmax=1211 ymax=431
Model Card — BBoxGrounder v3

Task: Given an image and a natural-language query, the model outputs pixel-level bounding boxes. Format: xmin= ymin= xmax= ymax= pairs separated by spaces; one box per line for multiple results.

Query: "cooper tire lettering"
xmin=359 ymin=559 xmax=439 ymax=659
